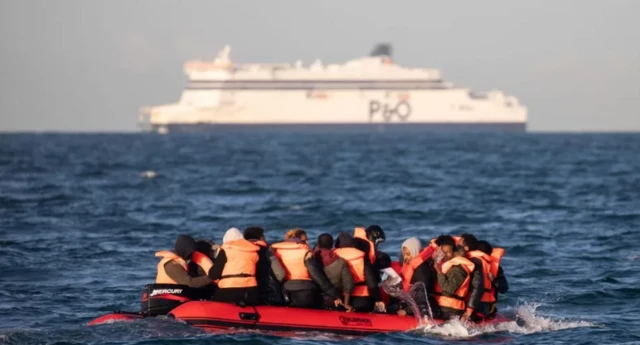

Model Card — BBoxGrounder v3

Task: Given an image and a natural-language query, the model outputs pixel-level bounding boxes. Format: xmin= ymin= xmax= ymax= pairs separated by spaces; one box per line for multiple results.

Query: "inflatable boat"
xmin=89 ymin=301 xmax=511 ymax=335
xmin=87 ymin=285 xmax=511 ymax=335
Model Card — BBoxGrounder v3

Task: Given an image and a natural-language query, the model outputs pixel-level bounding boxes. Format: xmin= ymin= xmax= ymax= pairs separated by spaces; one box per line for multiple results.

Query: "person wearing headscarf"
xmin=396 ymin=237 xmax=441 ymax=318
xmin=223 ymin=227 xmax=243 ymax=244
xmin=208 ymin=228 xmax=262 ymax=305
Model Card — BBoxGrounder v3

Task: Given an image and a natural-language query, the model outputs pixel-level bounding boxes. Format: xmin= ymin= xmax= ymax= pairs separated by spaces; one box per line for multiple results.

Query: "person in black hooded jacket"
xmin=459 ymin=233 xmax=486 ymax=322
xmin=157 ymin=235 xmax=213 ymax=288
xmin=243 ymin=227 xmax=287 ymax=305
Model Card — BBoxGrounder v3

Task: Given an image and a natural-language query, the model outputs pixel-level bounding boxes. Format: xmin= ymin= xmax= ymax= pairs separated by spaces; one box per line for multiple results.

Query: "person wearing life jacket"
xmin=353 ymin=225 xmax=387 ymax=272
xmin=394 ymin=237 xmax=441 ymax=318
xmin=243 ymin=226 xmax=287 ymax=305
xmin=457 ymin=233 xmax=487 ymax=321
xmin=314 ymin=233 xmax=355 ymax=312
xmin=188 ymin=239 xmax=216 ymax=277
xmin=272 ymin=229 xmax=341 ymax=309
xmin=155 ymin=234 xmax=213 ymax=288
xmin=477 ymin=240 xmax=508 ymax=317
xmin=432 ymin=235 xmax=478 ymax=321
xmin=189 ymin=228 xmax=241 ymax=278
xmin=207 ymin=232 xmax=261 ymax=305
xmin=334 ymin=232 xmax=386 ymax=313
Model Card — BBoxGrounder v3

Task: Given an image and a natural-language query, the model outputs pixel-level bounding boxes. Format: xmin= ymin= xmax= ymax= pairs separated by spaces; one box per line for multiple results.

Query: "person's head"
xmin=317 ymin=233 xmax=334 ymax=250
xmin=460 ymin=233 xmax=479 ymax=252
xmin=365 ymin=225 xmax=386 ymax=248
xmin=285 ymin=228 xmax=308 ymax=244
xmin=454 ymin=245 xmax=466 ymax=258
xmin=174 ymin=234 xmax=197 ymax=261
xmin=376 ymin=251 xmax=392 ymax=269
xmin=435 ymin=234 xmax=457 ymax=261
xmin=243 ymin=226 xmax=265 ymax=241
xmin=477 ymin=240 xmax=493 ymax=255
xmin=401 ymin=237 xmax=422 ymax=264
xmin=195 ymin=239 xmax=214 ymax=257
xmin=335 ymin=232 xmax=355 ymax=249
xmin=222 ymin=227 xmax=243 ymax=244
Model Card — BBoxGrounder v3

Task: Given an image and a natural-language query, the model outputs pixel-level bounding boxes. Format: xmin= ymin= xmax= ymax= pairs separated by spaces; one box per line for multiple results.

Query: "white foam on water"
xmin=415 ymin=302 xmax=598 ymax=339
xmin=140 ymin=170 xmax=157 ymax=179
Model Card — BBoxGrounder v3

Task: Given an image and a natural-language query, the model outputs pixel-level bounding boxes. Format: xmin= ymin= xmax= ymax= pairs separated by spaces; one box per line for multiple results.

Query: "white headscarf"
xmin=222 ymin=227 xmax=243 ymax=244
xmin=400 ymin=237 xmax=423 ymax=265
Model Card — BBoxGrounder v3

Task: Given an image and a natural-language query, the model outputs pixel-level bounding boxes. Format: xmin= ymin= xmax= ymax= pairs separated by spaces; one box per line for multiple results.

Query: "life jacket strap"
xmin=432 ymin=291 xmax=466 ymax=301
xmin=221 ymin=273 xmax=256 ymax=279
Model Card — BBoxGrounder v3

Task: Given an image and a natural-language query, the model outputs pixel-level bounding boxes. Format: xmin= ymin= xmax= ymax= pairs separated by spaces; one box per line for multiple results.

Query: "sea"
xmin=1 ymin=132 xmax=639 ymax=345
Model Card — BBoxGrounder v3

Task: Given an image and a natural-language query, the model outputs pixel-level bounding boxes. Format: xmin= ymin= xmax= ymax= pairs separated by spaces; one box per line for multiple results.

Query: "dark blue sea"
xmin=1 ymin=132 xmax=639 ymax=344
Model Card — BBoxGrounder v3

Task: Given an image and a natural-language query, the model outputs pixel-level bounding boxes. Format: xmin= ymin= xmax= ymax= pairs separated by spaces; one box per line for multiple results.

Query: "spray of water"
xmin=380 ymin=281 xmax=438 ymax=326
xmin=415 ymin=301 xmax=598 ymax=339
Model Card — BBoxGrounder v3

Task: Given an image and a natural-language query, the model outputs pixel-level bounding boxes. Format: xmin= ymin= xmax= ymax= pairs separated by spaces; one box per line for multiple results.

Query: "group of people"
xmin=154 ymin=225 xmax=508 ymax=322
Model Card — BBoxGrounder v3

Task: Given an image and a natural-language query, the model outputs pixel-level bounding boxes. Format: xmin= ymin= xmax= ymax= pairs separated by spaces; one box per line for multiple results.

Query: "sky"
xmin=0 ymin=0 xmax=638 ymax=132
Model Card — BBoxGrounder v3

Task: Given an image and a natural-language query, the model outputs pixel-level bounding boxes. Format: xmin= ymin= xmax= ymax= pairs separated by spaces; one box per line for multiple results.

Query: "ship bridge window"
xmin=469 ymin=91 xmax=488 ymax=100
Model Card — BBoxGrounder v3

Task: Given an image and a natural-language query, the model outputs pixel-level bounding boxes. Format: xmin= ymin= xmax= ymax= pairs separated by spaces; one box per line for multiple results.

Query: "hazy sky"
xmin=1 ymin=0 xmax=639 ymax=132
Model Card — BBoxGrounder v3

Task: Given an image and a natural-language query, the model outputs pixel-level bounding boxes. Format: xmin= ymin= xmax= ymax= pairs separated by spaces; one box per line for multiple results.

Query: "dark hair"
xmin=365 ymin=225 xmax=386 ymax=245
xmin=435 ymin=234 xmax=456 ymax=248
xmin=335 ymin=232 xmax=355 ymax=249
xmin=317 ymin=233 xmax=334 ymax=249
xmin=376 ymin=251 xmax=391 ymax=269
xmin=477 ymin=240 xmax=493 ymax=255
xmin=195 ymin=239 xmax=213 ymax=254
xmin=174 ymin=234 xmax=196 ymax=261
xmin=243 ymin=226 xmax=264 ymax=241
xmin=461 ymin=233 xmax=479 ymax=251
xmin=354 ymin=238 xmax=371 ymax=254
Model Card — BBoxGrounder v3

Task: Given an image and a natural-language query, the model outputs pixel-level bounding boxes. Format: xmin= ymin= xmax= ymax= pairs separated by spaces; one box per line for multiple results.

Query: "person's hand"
xmin=434 ymin=261 xmax=443 ymax=274
xmin=397 ymin=309 xmax=407 ymax=316
xmin=488 ymin=272 xmax=495 ymax=282
xmin=434 ymin=248 xmax=444 ymax=264
xmin=374 ymin=302 xmax=386 ymax=313
xmin=334 ymin=298 xmax=343 ymax=307
xmin=460 ymin=308 xmax=473 ymax=322
xmin=344 ymin=304 xmax=354 ymax=312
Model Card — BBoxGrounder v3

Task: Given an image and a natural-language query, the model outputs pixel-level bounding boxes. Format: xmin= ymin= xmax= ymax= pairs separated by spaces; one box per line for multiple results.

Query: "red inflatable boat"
xmin=88 ymin=300 xmax=511 ymax=335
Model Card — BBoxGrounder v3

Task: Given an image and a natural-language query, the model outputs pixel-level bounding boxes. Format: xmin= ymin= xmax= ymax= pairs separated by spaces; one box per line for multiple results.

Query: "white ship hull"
xmin=139 ymin=44 xmax=527 ymax=132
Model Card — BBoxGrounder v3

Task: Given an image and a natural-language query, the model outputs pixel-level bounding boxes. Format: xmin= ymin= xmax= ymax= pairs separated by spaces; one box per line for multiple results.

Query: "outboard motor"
xmin=140 ymin=284 xmax=198 ymax=316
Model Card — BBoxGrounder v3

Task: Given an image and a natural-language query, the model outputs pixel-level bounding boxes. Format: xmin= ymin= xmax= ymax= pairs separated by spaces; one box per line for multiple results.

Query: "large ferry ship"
xmin=138 ymin=44 xmax=527 ymax=133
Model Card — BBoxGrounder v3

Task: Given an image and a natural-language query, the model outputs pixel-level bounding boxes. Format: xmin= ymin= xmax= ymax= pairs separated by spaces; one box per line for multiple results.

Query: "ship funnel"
xmin=370 ymin=43 xmax=392 ymax=58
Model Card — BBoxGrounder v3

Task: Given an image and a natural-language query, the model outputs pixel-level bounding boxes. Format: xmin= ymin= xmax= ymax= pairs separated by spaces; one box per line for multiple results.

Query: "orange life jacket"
xmin=353 ymin=227 xmax=376 ymax=264
xmin=401 ymin=255 xmax=425 ymax=291
xmin=466 ymin=250 xmax=495 ymax=303
xmin=271 ymin=241 xmax=311 ymax=281
xmin=434 ymin=256 xmax=475 ymax=310
xmin=334 ymin=247 xmax=368 ymax=297
xmin=490 ymin=247 xmax=505 ymax=278
xmin=191 ymin=251 xmax=214 ymax=276
xmin=218 ymin=239 xmax=260 ymax=289
xmin=155 ymin=250 xmax=187 ymax=284
xmin=400 ymin=243 xmax=437 ymax=290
